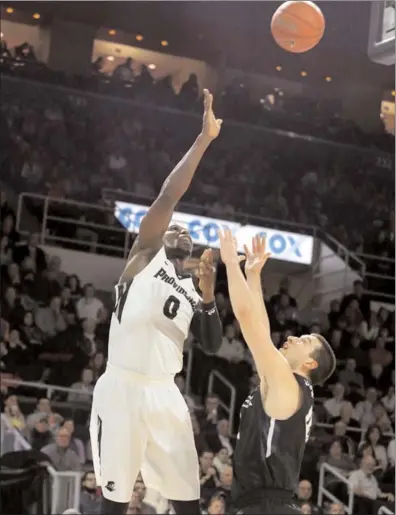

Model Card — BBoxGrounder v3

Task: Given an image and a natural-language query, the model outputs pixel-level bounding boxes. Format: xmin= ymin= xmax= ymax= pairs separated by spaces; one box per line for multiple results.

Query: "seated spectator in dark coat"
xmin=30 ymin=416 xmax=53 ymax=451
xmin=1 ymin=286 xmax=25 ymax=326
xmin=14 ymin=233 xmax=47 ymax=273
xmin=80 ymin=470 xmax=101 ymax=515
xmin=206 ymin=418 xmax=234 ymax=456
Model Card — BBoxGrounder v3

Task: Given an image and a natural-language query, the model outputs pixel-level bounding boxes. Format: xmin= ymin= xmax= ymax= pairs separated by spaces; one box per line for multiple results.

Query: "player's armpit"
xmin=237 ymin=312 xmax=301 ymax=420
xmin=190 ymin=302 xmax=222 ymax=354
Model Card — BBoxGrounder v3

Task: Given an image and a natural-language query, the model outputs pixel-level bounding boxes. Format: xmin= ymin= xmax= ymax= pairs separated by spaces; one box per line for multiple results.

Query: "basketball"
xmin=271 ymin=1 xmax=325 ymax=53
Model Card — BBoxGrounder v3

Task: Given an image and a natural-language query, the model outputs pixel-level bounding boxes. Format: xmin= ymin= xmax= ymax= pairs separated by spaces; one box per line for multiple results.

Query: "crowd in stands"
xmin=1 ymin=65 xmax=394 ymax=261
xmin=1 ymin=198 xmax=395 ymax=514
xmin=1 ymin=34 xmax=393 ymax=153
xmin=0 ymin=35 xmax=395 ymax=515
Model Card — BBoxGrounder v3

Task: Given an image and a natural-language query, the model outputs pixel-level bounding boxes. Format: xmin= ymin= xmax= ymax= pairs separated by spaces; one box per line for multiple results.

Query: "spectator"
xmin=216 ymin=465 xmax=233 ymax=509
xmin=206 ymin=418 xmax=234 ymax=456
xmin=345 ymin=333 xmax=367 ymax=368
xmin=41 ymin=426 xmax=82 ymax=471
xmin=76 ymin=284 xmax=104 ymax=322
xmin=89 ymin=351 xmax=106 ymax=383
xmin=2 ymin=394 xmax=27 ymax=432
xmin=349 ymin=455 xmax=394 ymax=513
xmin=201 ymin=394 xmax=224 ymax=432
xmin=174 ymin=373 xmax=196 ymax=411
xmin=301 ymin=503 xmax=312 ymax=515
xmin=327 ymin=503 xmax=345 ymax=514
xmin=368 ymin=336 xmax=393 ymax=368
xmin=62 ymin=419 xmax=86 ymax=464
xmin=35 ymin=295 xmax=68 ymax=338
xmin=359 ymin=425 xmax=388 ymax=473
xmin=332 ymin=421 xmax=355 ymax=457
xmin=30 ymin=416 xmax=53 ymax=451
xmin=27 ymin=397 xmax=55 ymax=429
xmin=381 ymin=385 xmax=395 ymax=415
xmin=79 ymin=470 xmax=101 ymax=515
xmin=340 ymin=280 xmax=370 ymax=320
xmin=91 ymin=57 xmax=104 ymax=75
xmin=387 ymin=439 xmax=395 ymax=466
xmin=133 ymin=478 xmax=157 ymax=515
xmin=1 ymin=286 xmax=24 ymax=327
xmin=0 ymin=236 xmax=13 ymax=266
xmin=67 ymin=368 xmax=94 ymax=404
xmin=18 ymin=310 xmax=43 ymax=347
xmin=190 ymin=412 xmax=209 ymax=456
xmin=355 ymin=388 xmax=378 ymax=428
xmin=319 ymin=439 xmax=356 ymax=478
xmin=60 ymin=287 xmax=78 ymax=325
xmin=65 ymin=275 xmax=83 ymax=300
xmin=364 ymin=364 xmax=389 ymax=393
xmin=297 ymin=479 xmax=313 ymax=504
xmin=337 ymin=358 xmax=364 ymax=394
xmin=217 ymin=324 xmax=245 ymax=363
xmin=2 ymin=262 xmax=22 ymax=292
xmin=213 ymin=447 xmax=230 ymax=475
xmin=112 ymin=57 xmax=134 ymax=82
xmin=324 ymin=383 xmax=345 ymax=419
xmin=47 ymin=256 xmax=67 ymax=288
xmin=199 ymin=450 xmax=220 ymax=499
xmin=205 ymin=494 xmax=225 ymax=515
xmin=14 ymin=233 xmax=47 ymax=273
xmin=358 ymin=311 xmax=380 ymax=341
xmin=79 ymin=318 xmax=103 ymax=357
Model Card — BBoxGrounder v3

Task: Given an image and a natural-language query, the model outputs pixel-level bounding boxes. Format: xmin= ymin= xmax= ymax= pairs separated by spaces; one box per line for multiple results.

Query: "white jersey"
xmin=107 ymin=247 xmax=201 ymax=376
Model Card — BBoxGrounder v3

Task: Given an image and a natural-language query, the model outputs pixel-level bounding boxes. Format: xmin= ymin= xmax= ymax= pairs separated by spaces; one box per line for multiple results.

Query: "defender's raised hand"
xmin=201 ymin=89 xmax=223 ymax=141
xmin=218 ymin=229 xmax=241 ymax=266
xmin=243 ymin=234 xmax=271 ymax=275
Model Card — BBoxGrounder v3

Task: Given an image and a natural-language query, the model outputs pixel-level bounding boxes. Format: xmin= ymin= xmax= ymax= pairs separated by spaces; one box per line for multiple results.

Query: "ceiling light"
xmin=276 ymin=65 xmax=282 ymax=71
xmin=147 ymin=63 xmax=156 ymax=70
xmin=6 ymin=7 xmax=14 ymax=13
xmin=32 ymin=13 xmax=40 ymax=19
xmin=325 ymin=76 xmax=332 ymax=82
xmin=136 ymin=34 xmax=143 ymax=41
xmin=300 ymin=71 xmax=308 ymax=77
xmin=108 ymin=29 xmax=116 ymax=36
xmin=107 ymin=56 xmax=114 ymax=61
xmin=161 ymin=40 xmax=169 ymax=47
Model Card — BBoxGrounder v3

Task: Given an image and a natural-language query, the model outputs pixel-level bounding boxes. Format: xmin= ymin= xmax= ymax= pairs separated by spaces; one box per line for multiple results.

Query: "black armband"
xmin=190 ymin=301 xmax=222 ymax=354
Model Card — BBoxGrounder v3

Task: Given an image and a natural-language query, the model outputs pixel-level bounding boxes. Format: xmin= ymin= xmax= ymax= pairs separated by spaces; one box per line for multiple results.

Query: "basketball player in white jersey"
xmin=90 ymin=90 xmax=223 ymax=515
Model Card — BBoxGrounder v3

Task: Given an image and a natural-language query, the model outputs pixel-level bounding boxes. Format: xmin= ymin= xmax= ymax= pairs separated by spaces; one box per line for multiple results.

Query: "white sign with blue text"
xmin=115 ymin=201 xmax=314 ymax=265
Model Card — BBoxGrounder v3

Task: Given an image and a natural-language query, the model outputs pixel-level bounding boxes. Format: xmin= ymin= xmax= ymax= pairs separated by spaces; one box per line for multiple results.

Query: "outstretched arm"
xmin=190 ymin=249 xmax=222 ymax=354
xmin=219 ymin=231 xmax=301 ymax=420
xmin=131 ymin=90 xmax=222 ymax=255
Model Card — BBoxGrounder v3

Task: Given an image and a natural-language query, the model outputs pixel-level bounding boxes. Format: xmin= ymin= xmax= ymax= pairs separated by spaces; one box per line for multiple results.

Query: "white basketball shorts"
xmin=89 ymin=364 xmax=200 ymax=503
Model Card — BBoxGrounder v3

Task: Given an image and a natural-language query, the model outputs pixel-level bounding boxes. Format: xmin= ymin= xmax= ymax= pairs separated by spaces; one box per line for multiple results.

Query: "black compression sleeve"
xmin=190 ymin=301 xmax=222 ymax=354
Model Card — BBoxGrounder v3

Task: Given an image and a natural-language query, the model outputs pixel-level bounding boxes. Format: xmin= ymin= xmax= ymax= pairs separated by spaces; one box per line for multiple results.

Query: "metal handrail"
xmin=3 ymin=378 xmax=94 ymax=399
xmin=207 ymin=369 xmax=237 ymax=436
xmin=318 ymin=462 xmax=354 ymax=514
xmin=356 ymin=252 xmax=395 ymax=263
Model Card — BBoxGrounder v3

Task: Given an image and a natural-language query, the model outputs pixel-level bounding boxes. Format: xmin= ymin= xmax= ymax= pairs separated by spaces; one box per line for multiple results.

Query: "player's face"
xmin=279 ymin=334 xmax=320 ymax=374
xmin=163 ymin=224 xmax=193 ymax=259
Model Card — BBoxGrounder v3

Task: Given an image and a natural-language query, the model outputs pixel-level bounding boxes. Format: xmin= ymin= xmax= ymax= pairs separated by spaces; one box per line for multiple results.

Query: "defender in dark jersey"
xmin=219 ymin=232 xmax=336 ymax=514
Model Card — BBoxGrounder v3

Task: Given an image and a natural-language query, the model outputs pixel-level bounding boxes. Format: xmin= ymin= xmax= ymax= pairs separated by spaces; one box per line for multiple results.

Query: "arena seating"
xmin=0 ymin=50 xmax=394 ymax=515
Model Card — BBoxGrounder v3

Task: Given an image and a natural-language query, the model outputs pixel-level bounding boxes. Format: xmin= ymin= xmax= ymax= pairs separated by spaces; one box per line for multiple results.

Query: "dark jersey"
xmin=231 ymin=374 xmax=314 ymax=503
